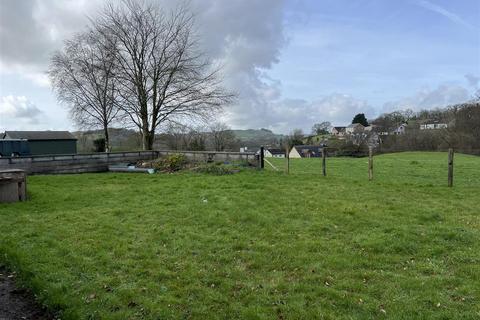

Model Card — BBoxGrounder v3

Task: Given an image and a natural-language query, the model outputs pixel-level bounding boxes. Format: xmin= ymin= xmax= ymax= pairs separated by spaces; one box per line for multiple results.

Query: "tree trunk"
xmin=142 ymin=129 xmax=155 ymax=150
xmin=103 ymin=124 xmax=110 ymax=152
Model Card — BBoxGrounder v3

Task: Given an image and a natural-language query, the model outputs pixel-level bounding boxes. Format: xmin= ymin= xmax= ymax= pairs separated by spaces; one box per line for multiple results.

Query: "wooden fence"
xmin=0 ymin=150 xmax=258 ymax=175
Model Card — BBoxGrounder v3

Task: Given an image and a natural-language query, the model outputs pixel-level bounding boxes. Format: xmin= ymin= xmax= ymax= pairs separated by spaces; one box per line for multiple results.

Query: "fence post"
xmin=285 ymin=146 xmax=290 ymax=174
xmin=260 ymin=146 xmax=265 ymax=169
xmin=448 ymin=148 xmax=454 ymax=187
xmin=322 ymin=148 xmax=326 ymax=176
xmin=368 ymin=146 xmax=373 ymax=181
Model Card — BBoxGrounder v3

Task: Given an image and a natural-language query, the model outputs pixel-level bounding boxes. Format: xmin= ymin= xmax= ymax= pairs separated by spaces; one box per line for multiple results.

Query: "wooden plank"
xmin=285 ymin=146 xmax=290 ymax=174
xmin=368 ymin=146 xmax=373 ymax=181
xmin=322 ymin=148 xmax=326 ymax=176
xmin=448 ymin=148 xmax=454 ymax=187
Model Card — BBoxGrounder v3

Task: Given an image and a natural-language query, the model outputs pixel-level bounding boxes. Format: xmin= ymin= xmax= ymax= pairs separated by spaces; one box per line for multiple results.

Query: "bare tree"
xmin=49 ymin=28 xmax=121 ymax=152
xmin=95 ymin=1 xmax=235 ymax=150
xmin=286 ymin=129 xmax=304 ymax=148
xmin=164 ymin=122 xmax=191 ymax=150
xmin=209 ymin=122 xmax=236 ymax=151
xmin=311 ymin=122 xmax=331 ymax=135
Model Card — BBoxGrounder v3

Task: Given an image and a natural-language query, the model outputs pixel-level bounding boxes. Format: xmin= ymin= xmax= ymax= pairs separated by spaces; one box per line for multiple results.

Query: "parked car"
xmin=0 ymin=139 xmax=31 ymax=157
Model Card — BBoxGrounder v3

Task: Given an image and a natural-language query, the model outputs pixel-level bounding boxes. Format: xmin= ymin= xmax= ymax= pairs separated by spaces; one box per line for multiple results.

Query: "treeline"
xmin=75 ymin=124 xmax=286 ymax=153
xmin=375 ymin=98 xmax=480 ymax=155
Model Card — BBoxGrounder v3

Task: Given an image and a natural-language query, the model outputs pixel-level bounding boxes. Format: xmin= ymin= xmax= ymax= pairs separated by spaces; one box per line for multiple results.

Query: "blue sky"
xmin=274 ymin=0 xmax=479 ymax=105
xmin=0 ymin=0 xmax=479 ymax=133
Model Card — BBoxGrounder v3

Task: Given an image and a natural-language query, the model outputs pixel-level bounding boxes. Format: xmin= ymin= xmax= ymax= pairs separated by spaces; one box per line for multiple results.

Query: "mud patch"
xmin=0 ymin=268 xmax=53 ymax=320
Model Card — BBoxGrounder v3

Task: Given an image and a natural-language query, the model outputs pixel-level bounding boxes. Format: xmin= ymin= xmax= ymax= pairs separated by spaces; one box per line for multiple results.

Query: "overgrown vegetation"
xmin=151 ymin=154 xmax=188 ymax=172
xmin=1 ymin=152 xmax=479 ymax=319
xmin=192 ymin=162 xmax=245 ymax=175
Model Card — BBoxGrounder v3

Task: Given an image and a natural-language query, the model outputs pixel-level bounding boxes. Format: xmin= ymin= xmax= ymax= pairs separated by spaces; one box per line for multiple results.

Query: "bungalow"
xmin=331 ymin=126 xmax=346 ymax=137
xmin=345 ymin=123 xmax=365 ymax=134
xmin=264 ymin=148 xmax=285 ymax=158
xmin=419 ymin=121 xmax=448 ymax=130
xmin=289 ymin=145 xmax=324 ymax=158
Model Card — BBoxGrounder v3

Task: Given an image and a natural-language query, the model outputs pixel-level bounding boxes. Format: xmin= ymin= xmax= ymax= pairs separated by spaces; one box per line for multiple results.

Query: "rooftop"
xmin=3 ymin=131 xmax=77 ymax=140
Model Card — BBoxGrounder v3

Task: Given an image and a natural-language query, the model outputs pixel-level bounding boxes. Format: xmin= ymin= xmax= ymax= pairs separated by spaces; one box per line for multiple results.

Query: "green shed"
xmin=2 ymin=131 xmax=77 ymax=155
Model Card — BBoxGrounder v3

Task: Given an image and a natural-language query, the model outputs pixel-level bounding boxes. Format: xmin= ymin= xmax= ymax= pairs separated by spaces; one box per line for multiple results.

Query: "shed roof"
xmin=347 ymin=123 xmax=364 ymax=128
xmin=266 ymin=148 xmax=285 ymax=155
xmin=292 ymin=145 xmax=324 ymax=157
xmin=3 ymin=131 xmax=77 ymax=140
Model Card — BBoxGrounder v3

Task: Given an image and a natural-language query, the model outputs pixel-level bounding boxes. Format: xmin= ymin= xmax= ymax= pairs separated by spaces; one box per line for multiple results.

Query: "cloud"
xmin=382 ymin=84 xmax=471 ymax=112
xmin=224 ymin=93 xmax=375 ymax=133
xmin=0 ymin=95 xmax=45 ymax=129
xmin=0 ymin=0 xmax=288 ymax=130
xmin=465 ymin=73 xmax=480 ymax=89
xmin=415 ymin=0 xmax=473 ymax=29
xmin=0 ymin=0 xmax=102 ymax=87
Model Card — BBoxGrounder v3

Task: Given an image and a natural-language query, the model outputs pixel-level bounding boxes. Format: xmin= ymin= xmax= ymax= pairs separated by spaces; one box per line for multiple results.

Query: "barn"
xmin=2 ymin=131 xmax=77 ymax=155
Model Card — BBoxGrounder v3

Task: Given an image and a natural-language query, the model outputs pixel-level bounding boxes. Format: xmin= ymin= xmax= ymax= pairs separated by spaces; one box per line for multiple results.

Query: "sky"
xmin=0 ymin=0 xmax=479 ymax=134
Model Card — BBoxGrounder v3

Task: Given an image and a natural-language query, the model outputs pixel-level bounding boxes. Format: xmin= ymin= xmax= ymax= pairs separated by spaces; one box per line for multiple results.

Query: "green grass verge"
xmin=1 ymin=152 xmax=479 ymax=319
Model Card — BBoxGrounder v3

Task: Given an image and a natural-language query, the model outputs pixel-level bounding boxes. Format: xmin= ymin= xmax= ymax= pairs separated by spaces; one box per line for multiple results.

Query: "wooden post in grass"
xmin=322 ymin=147 xmax=326 ymax=176
xmin=285 ymin=146 xmax=290 ymax=174
xmin=260 ymin=146 xmax=265 ymax=169
xmin=448 ymin=148 xmax=454 ymax=187
xmin=368 ymin=146 xmax=373 ymax=181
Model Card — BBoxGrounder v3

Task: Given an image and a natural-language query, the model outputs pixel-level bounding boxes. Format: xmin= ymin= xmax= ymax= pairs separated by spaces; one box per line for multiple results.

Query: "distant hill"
xmin=73 ymin=127 xmax=285 ymax=152
xmin=231 ymin=128 xmax=284 ymax=149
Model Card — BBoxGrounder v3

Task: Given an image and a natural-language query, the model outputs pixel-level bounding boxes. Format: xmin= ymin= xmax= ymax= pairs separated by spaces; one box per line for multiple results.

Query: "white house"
xmin=264 ymin=148 xmax=285 ymax=158
xmin=289 ymin=145 xmax=324 ymax=158
xmin=393 ymin=123 xmax=408 ymax=135
xmin=331 ymin=126 xmax=346 ymax=137
xmin=345 ymin=123 xmax=365 ymax=134
xmin=419 ymin=122 xmax=448 ymax=130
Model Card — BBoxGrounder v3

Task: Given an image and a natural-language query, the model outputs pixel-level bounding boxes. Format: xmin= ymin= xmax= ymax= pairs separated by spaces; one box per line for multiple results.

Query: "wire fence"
xmin=263 ymin=148 xmax=480 ymax=188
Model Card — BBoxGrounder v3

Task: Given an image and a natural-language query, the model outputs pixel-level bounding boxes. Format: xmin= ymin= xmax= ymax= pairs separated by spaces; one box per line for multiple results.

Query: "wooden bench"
xmin=0 ymin=169 xmax=26 ymax=203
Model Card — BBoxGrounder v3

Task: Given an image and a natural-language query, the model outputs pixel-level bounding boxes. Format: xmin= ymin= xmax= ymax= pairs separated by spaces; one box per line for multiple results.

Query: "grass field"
xmin=1 ymin=152 xmax=479 ymax=319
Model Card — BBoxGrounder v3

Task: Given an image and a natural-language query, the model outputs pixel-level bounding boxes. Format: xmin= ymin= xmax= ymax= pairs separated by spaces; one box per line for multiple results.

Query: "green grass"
xmin=1 ymin=152 xmax=479 ymax=319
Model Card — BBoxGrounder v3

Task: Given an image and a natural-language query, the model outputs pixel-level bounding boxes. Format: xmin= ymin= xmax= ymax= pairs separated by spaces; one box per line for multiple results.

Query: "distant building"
xmin=2 ymin=131 xmax=77 ymax=155
xmin=393 ymin=123 xmax=408 ymax=135
xmin=331 ymin=126 xmax=346 ymax=137
xmin=264 ymin=148 xmax=285 ymax=158
xmin=289 ymin=145 xmax=324 ymax=158
xmin=345 ymin=123 xmax=365 ymax=134
xmin=419 ymin=121 xmax=448 ymax=130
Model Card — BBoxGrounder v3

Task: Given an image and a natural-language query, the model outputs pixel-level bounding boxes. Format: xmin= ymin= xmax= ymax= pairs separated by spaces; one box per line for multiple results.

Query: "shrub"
xmin=153 ymin=154 xmax=187 ymax=172
xmin=336 ymin=141 xmax=369 ymax=157
xmin=93 ymin=138 xmax=106 ymax=152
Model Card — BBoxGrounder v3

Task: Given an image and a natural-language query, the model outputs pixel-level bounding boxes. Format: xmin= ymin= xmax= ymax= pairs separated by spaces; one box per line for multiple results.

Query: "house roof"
xmin=3 ymin=131 xmax=77 ymax=140
xmin=332 ymin=126 xmax=346 ymax=132
xmin=347 ymin=123 xmax=364 ymax=128
xmin=266 ymin=148 xmax=285 ymax=155
xmin=292 ymin=145 xmax=324 ymax=156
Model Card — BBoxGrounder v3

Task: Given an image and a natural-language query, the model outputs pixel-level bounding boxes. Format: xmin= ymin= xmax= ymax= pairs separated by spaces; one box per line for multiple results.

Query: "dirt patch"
xmin=0 ymin=268 xmax=54 ymax=320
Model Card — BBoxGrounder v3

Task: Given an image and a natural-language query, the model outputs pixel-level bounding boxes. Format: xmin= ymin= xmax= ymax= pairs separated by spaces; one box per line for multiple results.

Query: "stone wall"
xmin=0 ymin=150 xmax=258 ymax=175
xmin=0 ymin=151 xmax=158 ymax=175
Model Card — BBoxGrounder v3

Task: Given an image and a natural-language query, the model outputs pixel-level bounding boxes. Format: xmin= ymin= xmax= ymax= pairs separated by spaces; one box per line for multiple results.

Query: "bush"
xmin=336 ymin=141 xmax=369 ymax=157
xmin=153 ymin=154 xmax=187 ymax=172
xmin=93 ymin=138 xmax=106 ymax=152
